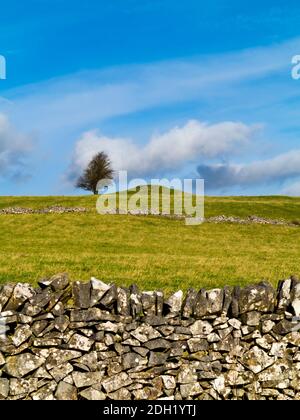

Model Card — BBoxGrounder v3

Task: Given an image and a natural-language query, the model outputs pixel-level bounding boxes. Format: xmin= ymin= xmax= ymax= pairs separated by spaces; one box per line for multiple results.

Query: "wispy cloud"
xmin=66 ymin=119 xmax=258 ymax=182
xmin=2 ymin=37 xmax=298 ymax=134
xmin=282 ymin=180 xmax=300 ymax=196
xmin=0 ymin=113 xmax=34 ymax=182
xmin=197 ymin=150 xmax=300 ymax=190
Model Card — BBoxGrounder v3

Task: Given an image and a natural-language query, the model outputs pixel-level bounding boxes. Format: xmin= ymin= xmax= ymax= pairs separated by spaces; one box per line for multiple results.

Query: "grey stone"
xmin=141 ymin=292 xmax=157 ymax=316
xmin=270 ymin=342 xmax=287 ymax=358
xmin=107 ymin=361 xmax=123 ymax=376
xmin=0 ymin=378 xmax=9 ymax=398
xmin=0 ymin=352 xmax=5 ymax=366
xmin=68 ymin=333 xmax=94 ymax=352
xmin=180 ymin=382 xmax=202 ymax=398
xmin=50 ymin=363 xmax=73 ymax=382
xmin=5 ymin=353 xmax=45 ymax=378
xmin=133 ymin=347 xmax=149 ymax=357
xmin=72 ymin=281 xmax=91 ymax=309
xmin=29 ymin=288 xmax=52 ymax=308
xmin=0 ymin=284 xmax=14 ymax=311
xmin=291 ymin=280 xmax=300 ymax=317
xmin=228 ymin=318 xmax=242 ymax=330
xmin=158 ymin=325 xmax=174 ymax=336
xmin=194 ymin=289 xmax=208 ymax=318
xmin=48 ymin=273 xmax=69 ymax=291
xmin=242 ymin=346 xmax=275 ymax=374
xmin=148 ymin=351 xmax=169 ymax=367
xmin=190 ymin=320 xmax=213 ymax=336
xmin=170 ymin=341 xmax=187 ymax=357
xmin=108 ymin=388 xmax=131 ymax=400
xmin=187 ymin=338 xmax=209 ymax=353
xmin=21 ymin=304 xmax=41 ymax=317
xmin=145 ymin=338 xmax=171 ymax=350
xmin=18 ymin=313 xmax=33 ymax=324
xmin=156 ymin=291 xmax=164 ymax=316
xmin=129 ymin=284 xmax=142 ymax=318
xmin=45 ymin=290 xmax=66 ymax=311
xmin=212 ymin=376 xmax=227 ymax=396
xmin=37 ymin=278 xmax=52 ymax=288
xmin=241 ymin=311 xmax=261 ymax=326
xmin=117 ymin=287 xmax=130 ymax=316
xmin=161 ymin=375 xmax=176 ymax=389
xmin=273 ymin=319 xmax=294 ymax=335
xmin=257 ymin=360 xmax=291 ymax=384
xmin=102 ymin=372 xmax=132 ymax=393
xmin=277 ymin=279 xmax=292 ymax=313
xmin=131 ymin=325 xmax=161 ymax=343
xmin=231 ymin=286 xmax=240 ymax=318
xmin=52 ymin=302 xmax=64 ymax=316
xmin=34 ymin=366 xmax=52 ymax=379
xmin=262 ymin=320 xmax=275 ymax=334
xmin=122 ymin=352 xmax=146 ymax=370
xmin=10 ymin=378 xmax=38 ymax=396
xmin=284 ymin=332 xmax=300 ymax=346
xmin=141 ymin=315 xmax=167 ymax=326
xmin=206 ymin=289 xmax=224 ymax=315
xmin=70 ymin=307 xmax=116 ymax=322
xmin=11 ymin=325 xmax=32 ymax=347
xmin=256 ymin=335 xmax=273 ymax=351
xmin=31 ymin=381 xmax=57 ymax=400
xmin=72 ymin=371 xmax=103 ymax=388
xmin=182 ymin=288 xmax=198 ymax=318
xmin=46 ymin=349 xmax=82 ymax=369
xmin=33 ymin=338 xmax=62 ymax=347
xmin=165 ymin=291 xmax=183 ymax=316
xmin=177 ymin=366 xmax=197 ymax=384
xmin=122 ymin=338 xmax=141 ymax=346
xmin=212 ymin=334 xmax=236 ymax=353
xmin=96 ymin=321 xmax=120 ymax=333
xmin=238 ymin=282 xmax=276 ymax=314
xmin=31 ymin=320 xmax=48 ymax=336
xmin=90 ymin=277 xmax=111 ymax=306
xmin=222 ymin=286 xmax=233 ymax=316
xmin=5 ymin=283 xmax=35 ymax=311
xmin=55 ymin=381 xmax=78 ymax=400
xmin=99 ymin=284 xmax=117 ymax=310
xmin=79 ymin=387 xmax=106 ymax=400
xmin=54 ymin=315 xmax=69 ymax=332
xmin=207 ymin=333 xmax=221 ymax=343
xmin=132 ymin=387 xmax=152 ymax=400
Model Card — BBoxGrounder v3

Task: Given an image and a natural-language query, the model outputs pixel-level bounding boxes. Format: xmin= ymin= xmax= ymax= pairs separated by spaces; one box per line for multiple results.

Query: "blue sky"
xmin=1 ymin=0 xmax=300 ymax=195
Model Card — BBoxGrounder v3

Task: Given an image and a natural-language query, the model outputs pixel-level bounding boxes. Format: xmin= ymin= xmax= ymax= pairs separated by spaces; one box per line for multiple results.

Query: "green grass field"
xmin=1 ymin=194 xmax=300 ymax=292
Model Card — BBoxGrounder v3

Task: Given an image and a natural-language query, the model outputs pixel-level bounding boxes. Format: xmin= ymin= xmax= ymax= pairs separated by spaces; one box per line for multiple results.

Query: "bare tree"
xmin=76 ymin=152 xmax=113 ymax=195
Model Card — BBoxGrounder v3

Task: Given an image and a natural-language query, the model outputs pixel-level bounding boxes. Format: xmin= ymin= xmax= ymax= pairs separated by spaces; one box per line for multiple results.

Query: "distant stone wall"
xmin=0 ymin=274 xmax=299 ymax=400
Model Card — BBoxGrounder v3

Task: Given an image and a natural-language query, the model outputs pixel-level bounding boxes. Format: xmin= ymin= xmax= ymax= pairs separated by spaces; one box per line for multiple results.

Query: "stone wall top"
xmin=0 ymin=274 xmax=299 ymax=320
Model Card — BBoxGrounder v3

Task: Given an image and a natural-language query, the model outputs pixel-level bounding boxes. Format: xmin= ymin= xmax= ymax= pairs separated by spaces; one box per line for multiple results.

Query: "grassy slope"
xmin=1 ymin=195 xmax=300 ymax=292
xmin=1 ymin=194 xmax=300 ymax=221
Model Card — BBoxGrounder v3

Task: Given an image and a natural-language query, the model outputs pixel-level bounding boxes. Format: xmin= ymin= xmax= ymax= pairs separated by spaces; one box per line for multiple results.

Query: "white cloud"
xmin=282 ymin=181 xmax=300 ymax=196
xmin=0 ymin=113 xmax=33 ymax=181
xmin=197 ymin=150 xmax=300 ymax=190
xmin=67 ymin=119 xmax=257 ymax=181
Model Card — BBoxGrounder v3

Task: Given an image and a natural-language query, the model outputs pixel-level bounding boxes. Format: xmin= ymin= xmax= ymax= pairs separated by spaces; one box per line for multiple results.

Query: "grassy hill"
xmin=1 ymin=193 xmax=300 ymax=221
xmin=1 ymin=193 xmax=300 ymax=292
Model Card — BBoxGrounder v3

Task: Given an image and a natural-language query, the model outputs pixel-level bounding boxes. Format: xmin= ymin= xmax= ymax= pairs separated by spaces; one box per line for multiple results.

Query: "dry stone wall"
xmin=0 ymin=274 xmax=300 ymax=400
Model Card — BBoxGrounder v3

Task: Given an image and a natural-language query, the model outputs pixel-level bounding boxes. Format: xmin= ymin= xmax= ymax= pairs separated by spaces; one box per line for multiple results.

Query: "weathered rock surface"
xmin=0 ymin=274 xmax=299 ymax=400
